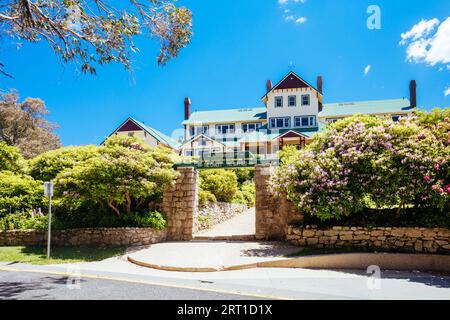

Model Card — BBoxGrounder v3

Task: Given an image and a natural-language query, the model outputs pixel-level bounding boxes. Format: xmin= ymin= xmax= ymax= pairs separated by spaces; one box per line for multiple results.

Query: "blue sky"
xmin=1 ymin=0 xmax=449 ymax=146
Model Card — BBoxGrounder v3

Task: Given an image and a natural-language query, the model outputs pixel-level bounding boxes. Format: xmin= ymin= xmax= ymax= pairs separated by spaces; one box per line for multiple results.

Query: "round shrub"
xmin=199 ymin=169 xmax=238 ymax=202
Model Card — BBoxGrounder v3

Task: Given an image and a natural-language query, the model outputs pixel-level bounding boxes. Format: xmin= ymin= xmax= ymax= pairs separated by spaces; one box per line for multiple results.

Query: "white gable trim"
xmin=276 ymin=130 xmax=311 ymax=140
xmin=179 ymin=134 xmax=226 ymax=149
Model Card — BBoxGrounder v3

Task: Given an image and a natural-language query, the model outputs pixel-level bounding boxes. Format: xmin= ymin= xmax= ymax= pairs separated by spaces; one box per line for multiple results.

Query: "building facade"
xmin=179 ymin=71 xmax=416 ymax=158
xmin=105 ymin=71 xmax=416 ymax=158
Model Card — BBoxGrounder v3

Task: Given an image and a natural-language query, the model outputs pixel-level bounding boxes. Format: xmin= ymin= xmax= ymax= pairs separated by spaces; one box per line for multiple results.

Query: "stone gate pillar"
xmin=255 ymin=164 xmax=302 ymax=240
xmin=163 ymin=167 xmax=198 ymax=241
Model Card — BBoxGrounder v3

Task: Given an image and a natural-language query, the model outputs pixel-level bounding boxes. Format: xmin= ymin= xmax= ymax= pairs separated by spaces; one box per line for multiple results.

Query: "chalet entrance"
xmin=277 ymin=130 xmax=308 ymax=150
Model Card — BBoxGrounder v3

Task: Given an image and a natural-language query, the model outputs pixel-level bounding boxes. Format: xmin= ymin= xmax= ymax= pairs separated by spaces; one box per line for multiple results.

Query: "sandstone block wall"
xmin=0 ymin=227 xmax=167 ymax=247
xmin=255 ymin=164 xmax=303 ymax=240
xmin=196 ymin=202 xmax=248 ymax=231
xmin=286 ymin=225 xmax=450 ymax=254
xmin=162 ymin=167 xmax=198 ymax=240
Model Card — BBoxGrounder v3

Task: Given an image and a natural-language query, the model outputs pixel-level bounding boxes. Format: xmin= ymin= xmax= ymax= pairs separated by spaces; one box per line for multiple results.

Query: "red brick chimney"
xmin=266 ymin=80 xmax=272 ymax=93
xmin=184 ymin=97 xmax=191 ymax=120
xmin=409 ymin=80 xmax=417 ymax=108
xmin=317 ymin=76 xmax=323 ymax=94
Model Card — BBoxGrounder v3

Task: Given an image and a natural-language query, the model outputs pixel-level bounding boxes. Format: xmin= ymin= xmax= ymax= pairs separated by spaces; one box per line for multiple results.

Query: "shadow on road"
xmin=0 ymin=276 xmax=87 ymax=300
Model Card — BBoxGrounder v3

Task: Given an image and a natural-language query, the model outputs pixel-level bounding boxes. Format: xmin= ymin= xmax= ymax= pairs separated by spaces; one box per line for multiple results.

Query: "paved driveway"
xmin=195 ymin=207 xmax=255 ymax=237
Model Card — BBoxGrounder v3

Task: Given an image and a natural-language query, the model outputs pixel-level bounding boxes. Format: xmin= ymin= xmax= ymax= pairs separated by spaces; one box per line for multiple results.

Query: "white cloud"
xmin=285 ymin=15 xmax=295 ymax=21
xmin=400 ymin=17 xmax=450 ymax=67
xmin=280 ymin=0 xmax=307 ymax=25
xmin=445 ymin=86 xmax=450 ymax=96
xmin=364 ymin=65 xmax=371 ymax=76
xmin=400 ymin=18 xmax=440 ymax=45
xmin=295 ymin=17 xmax=307 ymax=24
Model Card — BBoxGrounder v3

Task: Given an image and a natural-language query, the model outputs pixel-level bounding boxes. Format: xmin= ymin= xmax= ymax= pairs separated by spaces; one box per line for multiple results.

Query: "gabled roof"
xmin=182 ymin=107 xmax=267 ymax=125
xmin=132 ymin=118 xmax=181 ymax=149
xmin=179 ymin=134 xmax=226 ymax=149
xmin=319 ymin=98 xmax=414 ymax=118
xmin=262 ymin=71 xmax=320 ymax=100
xmin=108 ymin=117 xmax=181 ymax=149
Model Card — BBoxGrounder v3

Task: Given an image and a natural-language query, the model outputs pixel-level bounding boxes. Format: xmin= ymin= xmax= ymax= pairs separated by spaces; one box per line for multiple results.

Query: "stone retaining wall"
xmin=286 ymin=225 xmax=450 ymax=254
xmin=0 ymin=227 xmax=167 ymax=247
xmin=196 ymin=202 xmax=248 ymax=231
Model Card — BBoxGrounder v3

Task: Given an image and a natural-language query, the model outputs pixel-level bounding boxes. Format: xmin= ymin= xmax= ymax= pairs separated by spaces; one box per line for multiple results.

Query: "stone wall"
xmin=162 ymin=167 xmax=198 ymax=240
xmin=0 ymin=227 xmax=167 ymax=247
xmin=196 ymin=202 xmax=248 ymax=231
xmin=286 ymin=225 xmax=450 ymax=254
xmin=255 ymin=164 xmax=303 ymax=240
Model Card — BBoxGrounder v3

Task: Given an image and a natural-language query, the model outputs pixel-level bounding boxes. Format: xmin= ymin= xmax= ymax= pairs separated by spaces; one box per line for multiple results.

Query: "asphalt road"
xmin=0 ymin=270 xmax=263 ymax=300
xmin=1 ymin=261 xmax=450 ymax=300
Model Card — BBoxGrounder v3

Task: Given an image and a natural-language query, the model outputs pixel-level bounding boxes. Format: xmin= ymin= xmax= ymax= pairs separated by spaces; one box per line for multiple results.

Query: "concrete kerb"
xmin=127 ymin=252 xmax=450 ymax=273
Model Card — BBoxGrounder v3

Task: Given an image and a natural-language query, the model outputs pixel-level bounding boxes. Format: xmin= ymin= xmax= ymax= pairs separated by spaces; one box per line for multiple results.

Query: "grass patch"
xmin=0 ymin=246 xmax=126 ymax=265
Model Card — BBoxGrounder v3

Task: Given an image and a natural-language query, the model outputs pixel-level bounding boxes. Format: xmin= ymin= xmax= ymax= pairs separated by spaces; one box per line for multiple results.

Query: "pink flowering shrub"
xmin=269 ymin=109 xmax=450 ymax=220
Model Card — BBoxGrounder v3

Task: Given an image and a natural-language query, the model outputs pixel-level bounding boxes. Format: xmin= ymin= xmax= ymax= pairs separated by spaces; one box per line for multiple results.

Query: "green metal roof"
xmin=319 ymin=98 xmax=414 ymax=118
xmin=132 ymin=118 xmax=181 ymax=149
xmin=238 ymin=125 xmax=324 ymax=143
xmin=182 ymin=108 xmax=267 ymax=125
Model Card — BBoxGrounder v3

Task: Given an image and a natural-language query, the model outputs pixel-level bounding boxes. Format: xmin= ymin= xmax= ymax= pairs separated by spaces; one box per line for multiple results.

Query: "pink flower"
xmin=444 ymin=117 xmax=449 ymax=122
xmin=434 ymin=163 xmax=440 ymax=171
xmin=445 ymin=185 xmax=450 ymax=193
xmin=439 ymin=188 xmax=445 ymax=194
xmin=424 ymin=176 xmax=431 ymax=183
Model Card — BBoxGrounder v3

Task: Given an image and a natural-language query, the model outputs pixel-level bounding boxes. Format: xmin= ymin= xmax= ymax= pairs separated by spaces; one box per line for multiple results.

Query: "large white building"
xmin=178 ymin=71 xmax=416 ymax=157
xmin=106 ymin=71 xmax=416 ymax=158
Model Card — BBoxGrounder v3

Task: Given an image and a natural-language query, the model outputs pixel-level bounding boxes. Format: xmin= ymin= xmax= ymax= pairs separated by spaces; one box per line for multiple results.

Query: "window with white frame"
xmin=242 ymin=122 xmax=262 ymax=133
xmin=199 ymin=137 xmax=208 ymax=146
xmin=215 ymin=124 xmax=235 ymax=135
xmin=127 ymin=132 xmax=135 ymax=137
xmin=269 ymin=117 xmax=290 ymax=129
xmin=189 ymin=125 xmax=209 ymax=136
xmin=197 ymin=149 xmax=210 ymax=156
xmin=301 ymin=95 xmax=310 ymax=106
xmin=294 ymin=116 xmax=316 ymax=127
xmin=288 ymin=95 xmax=296 ymax=107
xmin=274 ymin=96 xmax=283 ymax=108
xmin=185 ymin=150 xmax=193 ymax=156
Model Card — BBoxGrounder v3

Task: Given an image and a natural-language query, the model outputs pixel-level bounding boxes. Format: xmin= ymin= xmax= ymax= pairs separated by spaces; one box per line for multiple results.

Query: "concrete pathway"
xmin=195 ymin=207 xmax=255 ymax=237
xmin=127 ymin=241 xmax=299 ymax=271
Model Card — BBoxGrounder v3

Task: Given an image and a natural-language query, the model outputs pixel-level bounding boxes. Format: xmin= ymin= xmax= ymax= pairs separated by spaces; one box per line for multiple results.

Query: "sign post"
xmin=44 ymin=181 xmax=54 ymax=259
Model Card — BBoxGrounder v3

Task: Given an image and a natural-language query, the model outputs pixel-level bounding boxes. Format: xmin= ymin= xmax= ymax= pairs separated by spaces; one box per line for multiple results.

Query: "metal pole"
xmin=47 ymin=182 xmax=52 ymax=259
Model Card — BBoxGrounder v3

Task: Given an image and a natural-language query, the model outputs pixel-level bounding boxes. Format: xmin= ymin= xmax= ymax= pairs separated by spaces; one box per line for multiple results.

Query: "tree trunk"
xmin=125 ymin=192 xmax=132 ymax=215
xmin=107 ymin=199 xmax=121 ymax=219
xmin=395 ymin=201 xmax=404 ymax=218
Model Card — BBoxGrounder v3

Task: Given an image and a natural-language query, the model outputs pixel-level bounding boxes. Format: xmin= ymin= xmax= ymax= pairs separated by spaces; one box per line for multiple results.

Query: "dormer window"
xmin=275 ymin=96 xmax=283 ymax=108
xmin=288 ymin=96 xmax=296 ymax=107
xmin=301 ymin=95 xmax=310 ymax=106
